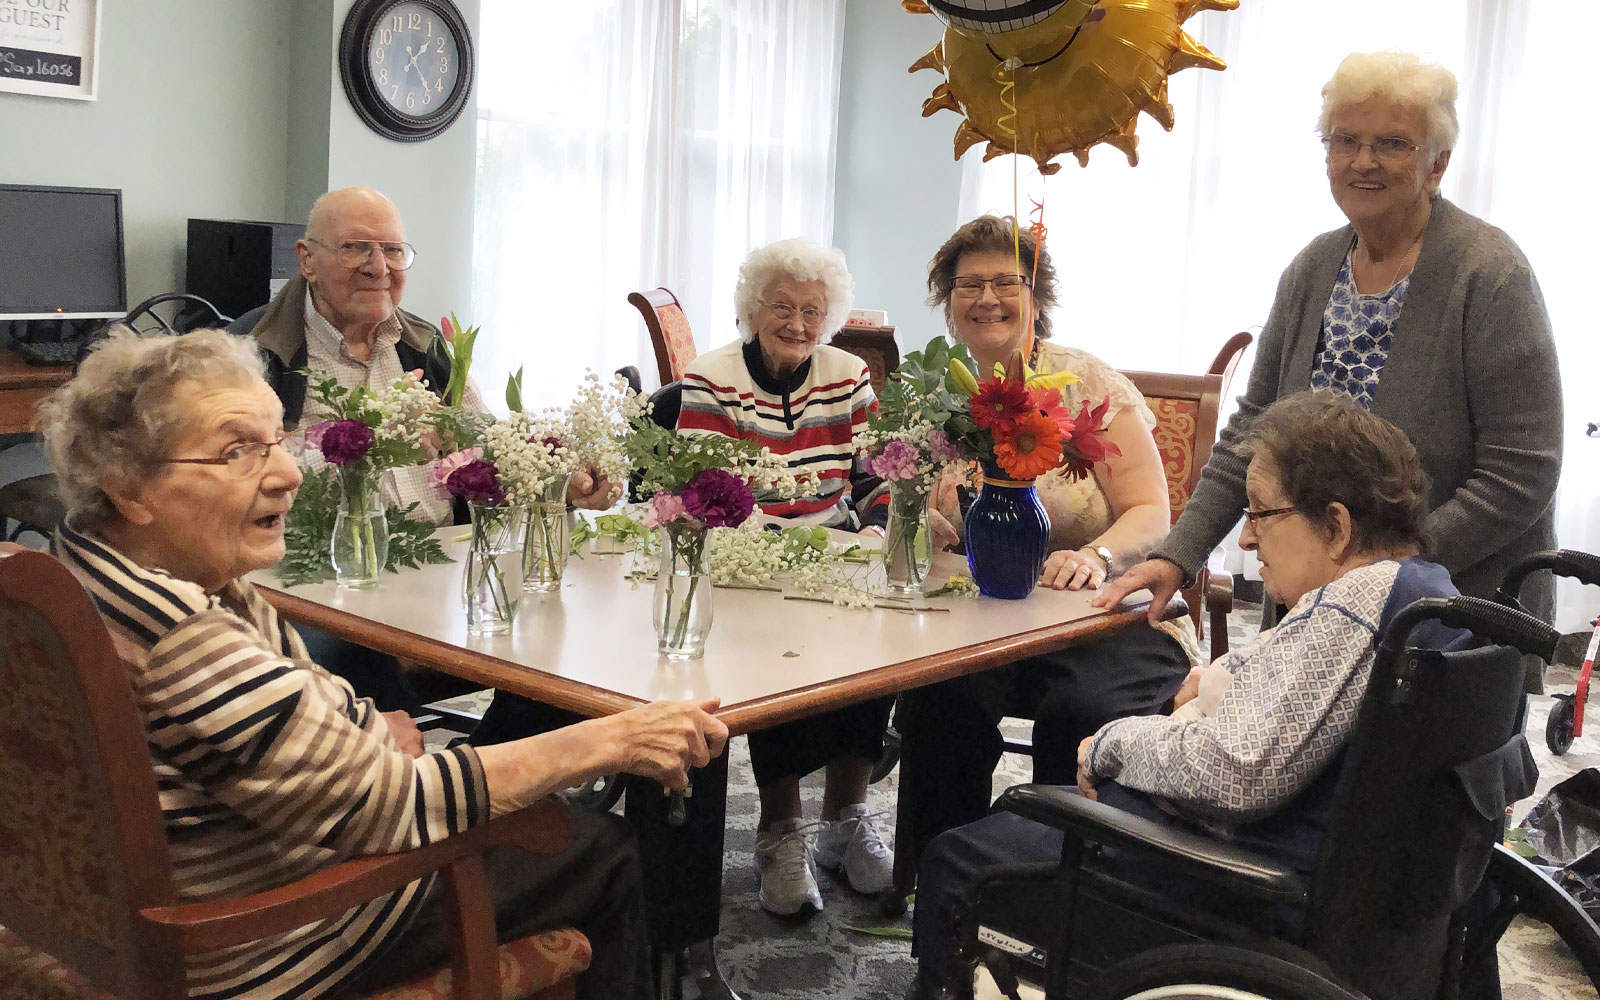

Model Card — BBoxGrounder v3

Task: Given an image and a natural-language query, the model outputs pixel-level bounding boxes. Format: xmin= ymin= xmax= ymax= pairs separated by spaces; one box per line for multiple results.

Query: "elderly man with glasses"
xmin=230 ymin=188 xmax=617 ymax=708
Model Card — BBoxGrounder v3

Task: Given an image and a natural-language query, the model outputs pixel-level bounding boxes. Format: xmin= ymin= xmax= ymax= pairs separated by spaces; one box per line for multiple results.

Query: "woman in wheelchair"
xmin=913 ymin=391 xmax=1457 ymax=996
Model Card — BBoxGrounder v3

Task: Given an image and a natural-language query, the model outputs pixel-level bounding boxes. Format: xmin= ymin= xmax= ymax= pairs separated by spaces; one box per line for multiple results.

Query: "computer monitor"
xmin=0 ymin=184 xmax=126 ymax=321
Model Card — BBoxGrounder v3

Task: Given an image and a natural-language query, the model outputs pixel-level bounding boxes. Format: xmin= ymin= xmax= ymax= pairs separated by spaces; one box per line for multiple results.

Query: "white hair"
xmin=733 ymin=238 xmax=855 ymax=342
xmin=1318 ymin=51 xmax=1459 ymax=158
xmin=38 ymin=326 xmax=267 ymax=530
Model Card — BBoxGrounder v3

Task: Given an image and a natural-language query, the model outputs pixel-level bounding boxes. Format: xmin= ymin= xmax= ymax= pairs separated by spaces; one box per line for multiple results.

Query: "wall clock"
xmin=338 ymin=0 xmax=475 ymax=142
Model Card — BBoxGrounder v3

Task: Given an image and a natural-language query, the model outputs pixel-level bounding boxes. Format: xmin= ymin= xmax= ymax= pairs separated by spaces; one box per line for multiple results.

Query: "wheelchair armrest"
xmin=996 ymin=784 xmax=1309 ymax=906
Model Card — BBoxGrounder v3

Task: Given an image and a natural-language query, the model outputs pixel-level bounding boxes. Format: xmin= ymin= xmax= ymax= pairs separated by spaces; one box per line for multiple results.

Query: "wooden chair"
xmin=0 ymin=544 xmax=592 ymax=1000
xmin=830 ymin=325 xmax=900 ymax=397
xmin=1119 ymin=330 xmax=1253 ymax=662
xmin=627 ymin=287 xmax=698 ymax=385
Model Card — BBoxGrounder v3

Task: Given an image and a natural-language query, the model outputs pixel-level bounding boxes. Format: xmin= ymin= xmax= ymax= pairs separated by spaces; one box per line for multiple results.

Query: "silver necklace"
xmin=1357 ymin=224 xmax=1424 ymax=293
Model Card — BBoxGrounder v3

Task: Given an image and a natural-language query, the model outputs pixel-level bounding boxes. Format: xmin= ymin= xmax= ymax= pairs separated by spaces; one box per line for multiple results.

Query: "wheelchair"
xmin=934 ymin=551 xmax=1600 ymax=1000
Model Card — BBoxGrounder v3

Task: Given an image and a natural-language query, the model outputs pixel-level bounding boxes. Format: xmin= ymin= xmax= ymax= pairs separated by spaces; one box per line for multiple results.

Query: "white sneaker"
xmin=755 ymin=819 xmax=824 ymax=916
xmin=815 ymin=803 xmax=894 ymax=895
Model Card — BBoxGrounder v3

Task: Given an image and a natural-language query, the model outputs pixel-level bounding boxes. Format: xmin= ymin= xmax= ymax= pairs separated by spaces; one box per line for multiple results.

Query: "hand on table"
xmin=382 ymin=710 xmax=426 ymax=759
xmin=1076 ymin=735 xmax=1099 ymax=802
xmin=1040 ymin=547 xmax=1107 ymax=591
xmin=609 ymin=698 xmax=730 ymax=791
xmin=1092 ymin=557 xmax=1184 ymax=626
xmin=568 ymin=462 xmax=624 ymax=510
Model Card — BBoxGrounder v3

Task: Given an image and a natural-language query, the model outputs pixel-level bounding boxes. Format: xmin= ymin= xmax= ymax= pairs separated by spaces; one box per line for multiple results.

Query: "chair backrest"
xmin=628 ymin=287 xmax=698 ymax=385
xmin=1119 ymin=333 xmax=1251 ymax=526
xmin=1308 ymin=596 xmax=1552 ymax=999
xmin=0 ymin=546 xmax=184 ymax=998
xmin=830 ymin=325 xmax=901 ymax=397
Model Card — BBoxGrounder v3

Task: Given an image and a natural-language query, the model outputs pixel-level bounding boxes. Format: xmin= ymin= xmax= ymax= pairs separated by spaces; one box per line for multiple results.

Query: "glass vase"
xmin=523 ymin=474 xmax=571 ymax=593
xmin=331 ymin=465 xmax=388 ymax=589
xmin=463 ymin=501 xmax=527 ymax=635
xmin=964 ymin=463 xmax=1051 ymax=600
xmin=880 ymin=480 xmax=933 ymax=595
xmin=652 ymin=521 xmax=713 ymax=659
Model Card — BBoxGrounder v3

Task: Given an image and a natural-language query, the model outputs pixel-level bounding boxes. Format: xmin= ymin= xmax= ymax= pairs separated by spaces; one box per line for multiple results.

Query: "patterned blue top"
xmin=1310 ymin=250 xmax=1410 ymax=410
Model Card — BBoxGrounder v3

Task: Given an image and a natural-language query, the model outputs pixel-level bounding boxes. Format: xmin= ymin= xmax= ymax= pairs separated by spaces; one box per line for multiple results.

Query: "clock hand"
xmin=403 ymin=44 xmax=428 ymax=85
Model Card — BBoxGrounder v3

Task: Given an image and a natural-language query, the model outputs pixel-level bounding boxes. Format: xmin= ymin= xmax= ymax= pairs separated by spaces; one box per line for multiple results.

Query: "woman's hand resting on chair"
xmin=1076 ymin=735 xmax=1099 ymax=801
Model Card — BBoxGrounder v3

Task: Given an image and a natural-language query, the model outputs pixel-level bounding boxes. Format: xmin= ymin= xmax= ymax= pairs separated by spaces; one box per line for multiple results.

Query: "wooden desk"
xmin=0 ymin=348 xmax=73 ymax=434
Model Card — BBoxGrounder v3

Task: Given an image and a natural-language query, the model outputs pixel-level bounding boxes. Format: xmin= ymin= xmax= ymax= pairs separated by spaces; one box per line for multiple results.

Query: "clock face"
xmin=367 ymin=2 xmax=461 ymax=120
xmin=339 ymin=0 xmax=475 ymax=142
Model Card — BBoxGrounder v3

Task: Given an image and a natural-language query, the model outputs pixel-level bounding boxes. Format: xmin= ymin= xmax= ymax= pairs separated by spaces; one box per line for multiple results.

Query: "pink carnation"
xmin=870 ymin=439 xmax=922 ymax=482
xmin=430 ymin=447 xmax=483 ymax=498
xmin=303 ymin=420 xmax=335 ymax=451
xmin=641 ymin=490 xmax=690 ymax=528
xmin=925 ymin=428 xmax=964 ymax=464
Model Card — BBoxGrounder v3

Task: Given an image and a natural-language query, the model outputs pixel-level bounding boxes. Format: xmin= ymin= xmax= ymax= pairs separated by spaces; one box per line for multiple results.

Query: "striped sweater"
xmin=55 ymin=524 xmax=489 ymax=1000
xmin=677 ymin=338 xmax=885 ymax=528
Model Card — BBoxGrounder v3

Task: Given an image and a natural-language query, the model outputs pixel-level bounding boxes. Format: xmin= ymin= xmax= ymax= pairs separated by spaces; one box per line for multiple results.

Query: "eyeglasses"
xmin=1321 ymin=132 xmax=1423 ymax=163
xmin=1241 ymin=504 xmax=1297 ymax=523
xmin=165 ymin=437 xmax=288 ymax=478
xmin=306 ymin=237 xmax=417 ymax=271
xmin=952 ymin=274 xmax=1030 ymax=298
xmin=761 ymin=301 xmax=826 ymax=327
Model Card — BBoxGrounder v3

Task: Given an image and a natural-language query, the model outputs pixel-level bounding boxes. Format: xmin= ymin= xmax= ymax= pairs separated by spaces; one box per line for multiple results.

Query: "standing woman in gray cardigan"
xmin=1099 ymin=49 xmax=1562 ymax=626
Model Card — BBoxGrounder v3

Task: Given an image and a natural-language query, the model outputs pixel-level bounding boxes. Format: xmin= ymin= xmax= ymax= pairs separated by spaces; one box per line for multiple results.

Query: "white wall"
xmin=831 ymin=1 xmax=961 ymax=355
xmin=0 ymin=0 xmax=295 ymax=304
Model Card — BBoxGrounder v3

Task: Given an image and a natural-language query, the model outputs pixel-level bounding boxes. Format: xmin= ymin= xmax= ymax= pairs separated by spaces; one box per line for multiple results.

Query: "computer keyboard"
xmin=12 ymin=340 xmax=81 ymax=366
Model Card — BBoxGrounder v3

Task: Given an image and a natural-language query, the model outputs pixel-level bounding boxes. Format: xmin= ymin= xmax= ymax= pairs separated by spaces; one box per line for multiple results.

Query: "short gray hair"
xmin=38 ymin=326 xmax=268 ymax=530
xmin=1317 ymin=50 xmax=1459 ymax=159
xmin=733 ymin=238 xmax=855 ymax=342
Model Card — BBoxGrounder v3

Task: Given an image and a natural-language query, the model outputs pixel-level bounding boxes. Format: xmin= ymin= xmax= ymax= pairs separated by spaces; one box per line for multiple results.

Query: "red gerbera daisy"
xmin=969 ymin=376 xmax=1032 ymax=434
xmin=994 ymin=410 xmax=1064 ymax=480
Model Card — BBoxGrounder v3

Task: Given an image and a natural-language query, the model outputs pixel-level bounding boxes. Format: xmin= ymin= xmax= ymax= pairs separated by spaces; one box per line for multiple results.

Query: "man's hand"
xmin=1076 ymin=735 xmax=1099 ymax=801
xmin=1092 ymin=557 xmax=1184 ymax=626
xmin=608 ymin=699 xmax=730 ymax=791
xmin=382 ymin=710 xmax=426 ymax=759
xmin=568 ymin=462 xmax=624 ymax=510
xmin=929 ymin=507 xmax=961 ymax=551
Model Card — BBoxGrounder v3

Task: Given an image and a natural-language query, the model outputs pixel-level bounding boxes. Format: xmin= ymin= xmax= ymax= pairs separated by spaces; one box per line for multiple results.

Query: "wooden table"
xmin=253 ymin=526 xmax=1154 ymax=997
xmin=0 ymin=348 xmax=73 ymax=435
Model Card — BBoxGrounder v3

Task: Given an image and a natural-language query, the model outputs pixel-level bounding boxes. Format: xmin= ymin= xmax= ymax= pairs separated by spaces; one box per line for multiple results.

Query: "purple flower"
xmin=870 ymin=439 xmax=921 ymax=482
xmin=303 ymin=420 xmax=336 ymax=451
xmin=925 ymin=428 xmax=964 ymax=464
xmin=319 ymin=419 xmax=375 ymax=466
xmin=445 ymin=459 xmax=507 ymax=505
xmin=680 ymin=468 xmax=754 ymax=528
xmin=539 ymin=435 xmax=565 ymax=455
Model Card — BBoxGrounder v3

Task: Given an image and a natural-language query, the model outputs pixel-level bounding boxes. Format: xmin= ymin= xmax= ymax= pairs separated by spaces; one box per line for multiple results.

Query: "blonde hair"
xmin=1317 ymin=51 xmax=1459 ymax=158
xmin=38 ymin=326 xmax=266 ymax=530
xmin=733 ymin=238 xmax=855 ymax=341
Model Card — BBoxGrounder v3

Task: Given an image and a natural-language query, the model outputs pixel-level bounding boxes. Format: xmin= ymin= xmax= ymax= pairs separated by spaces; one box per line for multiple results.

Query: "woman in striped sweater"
xmin=38 ymin=327 xmax=727 ymax=1000
xmin=676 ymin=239 xmax=896 ymax=918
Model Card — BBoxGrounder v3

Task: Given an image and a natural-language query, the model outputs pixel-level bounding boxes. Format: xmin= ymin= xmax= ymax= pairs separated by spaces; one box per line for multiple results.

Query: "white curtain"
xmin=958 ymin=0 xmax=1600 ymax=632
xmin=472 ymin=0 xmax=846 ymax=410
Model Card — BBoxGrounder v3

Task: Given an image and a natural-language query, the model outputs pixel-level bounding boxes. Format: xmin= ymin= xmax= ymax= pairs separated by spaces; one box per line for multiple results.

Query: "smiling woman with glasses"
xmin=1100 ymin=49 xmax=1563 ymax=642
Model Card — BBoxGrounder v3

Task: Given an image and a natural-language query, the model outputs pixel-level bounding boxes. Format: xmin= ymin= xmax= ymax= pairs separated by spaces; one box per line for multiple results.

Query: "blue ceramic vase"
xmin=964 ymin=463 xmax=1051 ymax=600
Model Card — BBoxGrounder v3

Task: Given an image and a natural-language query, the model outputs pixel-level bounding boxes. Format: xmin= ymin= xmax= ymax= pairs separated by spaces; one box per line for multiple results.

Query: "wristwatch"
xmin=1090 ymin=545 xmax=1115 ymax=576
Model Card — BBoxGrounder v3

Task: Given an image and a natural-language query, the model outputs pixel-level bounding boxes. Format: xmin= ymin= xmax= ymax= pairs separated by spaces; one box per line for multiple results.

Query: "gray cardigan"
xmin=1152 ymin=198 xmax=1562 ymax=618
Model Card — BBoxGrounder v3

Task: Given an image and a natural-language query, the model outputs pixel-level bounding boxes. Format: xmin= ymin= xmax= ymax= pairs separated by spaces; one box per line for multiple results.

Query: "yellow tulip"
xmin=1029 ymin=368 xmax=1080 ymax=392
xmin=948 ymin=357 xmax=979 ymax=396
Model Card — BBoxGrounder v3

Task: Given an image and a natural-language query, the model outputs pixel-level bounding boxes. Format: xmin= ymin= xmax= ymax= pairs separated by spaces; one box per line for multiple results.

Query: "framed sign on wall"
xmin=0 ymin=0 xmax=100 ymax=101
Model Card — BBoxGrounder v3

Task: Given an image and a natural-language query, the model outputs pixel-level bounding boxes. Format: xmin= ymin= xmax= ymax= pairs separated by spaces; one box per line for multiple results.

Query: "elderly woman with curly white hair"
xmin=677 ymin=237 xmax=895 ymax=917
xmin=1103 ymin=50 xmax=1564 ymax=646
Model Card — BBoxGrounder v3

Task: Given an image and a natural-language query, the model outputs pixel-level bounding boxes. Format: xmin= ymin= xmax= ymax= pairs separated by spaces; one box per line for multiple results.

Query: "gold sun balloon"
xmin=904 ymin=0 xmax=1238 ymax=174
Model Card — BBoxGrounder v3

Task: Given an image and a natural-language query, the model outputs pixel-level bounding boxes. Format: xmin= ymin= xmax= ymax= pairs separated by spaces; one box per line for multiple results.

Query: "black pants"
xmin=747 ymin=695 xmax=895 ymax=786
xmin=298 ymin=625 xmax=415 ymax=712
xmin=897 ymin=626 xmax=1188 ymax=863
xmin=342 ymin=809 xmax=650 ymax=1000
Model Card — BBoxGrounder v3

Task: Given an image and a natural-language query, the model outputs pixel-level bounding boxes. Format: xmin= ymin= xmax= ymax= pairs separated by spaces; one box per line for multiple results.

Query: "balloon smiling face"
xmin=905 ymin=0 xmax=1238 ymax=173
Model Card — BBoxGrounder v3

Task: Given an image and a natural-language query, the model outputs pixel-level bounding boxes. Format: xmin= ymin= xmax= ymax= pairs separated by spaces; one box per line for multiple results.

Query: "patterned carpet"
xmin=424 ymin=599 xmax=1600 ymax=999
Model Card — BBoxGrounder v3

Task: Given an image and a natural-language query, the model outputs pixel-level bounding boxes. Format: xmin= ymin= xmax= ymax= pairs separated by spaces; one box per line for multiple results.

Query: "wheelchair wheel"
xmin=1548 ymin=694 xmax=1577 ymax=756
xmin=566 ymin=772 xmax=624 ymax=812
xmin=1476 ymin=845 xmax=1600 ymax=992
xmin=1090 ymin=943 xmax=1366 ymax=1000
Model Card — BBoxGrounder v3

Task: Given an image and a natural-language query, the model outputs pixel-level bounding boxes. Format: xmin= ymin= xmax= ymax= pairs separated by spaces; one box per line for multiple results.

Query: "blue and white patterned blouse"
xmin=1309 ymin=251 xmax=1410 ymax=410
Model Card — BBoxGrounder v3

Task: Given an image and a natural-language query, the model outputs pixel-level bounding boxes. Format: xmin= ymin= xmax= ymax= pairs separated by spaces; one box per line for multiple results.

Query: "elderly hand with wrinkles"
xmin=1040 ymin=547 xmax=1109 ymax=591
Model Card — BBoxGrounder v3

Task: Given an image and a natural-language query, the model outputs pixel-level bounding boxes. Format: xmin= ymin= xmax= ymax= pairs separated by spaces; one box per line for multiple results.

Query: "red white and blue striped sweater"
xmin=677 ymin=338 xmax=888 ymax=529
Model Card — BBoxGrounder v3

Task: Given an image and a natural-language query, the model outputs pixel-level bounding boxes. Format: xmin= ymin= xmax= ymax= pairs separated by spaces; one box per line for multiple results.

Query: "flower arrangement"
xmin=277 ymin=372 xmax=452 ymax=588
